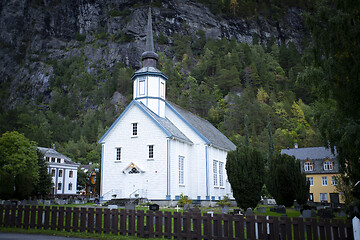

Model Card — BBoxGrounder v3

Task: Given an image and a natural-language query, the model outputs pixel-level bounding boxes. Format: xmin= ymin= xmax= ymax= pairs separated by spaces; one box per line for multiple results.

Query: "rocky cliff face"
xmin=0 ymin=0 xmax=306 ymax=108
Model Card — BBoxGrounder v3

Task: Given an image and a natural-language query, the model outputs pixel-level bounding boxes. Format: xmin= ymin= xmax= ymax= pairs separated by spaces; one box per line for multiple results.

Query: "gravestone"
xmin=293 ymin=200 xmax=301 ymax=211
xmin=245 ymin=208 xmax=253 ymax=216
xmin=107 ymin=205 xmax=118 ymax=210
xmin=190 ymin=207 xmax=201 ymax=213
xmin=233 ymin=209 xmax=242 ymax=215
xmin=318 ymin=208 xmax=334 ymax=218
xmin=183 ymin=204 xmax=191 ymax=212
xmin=302 ymin=210 xmax=312 ymax=218
xmin=20 ymin=200 xmax=28 ymax=205
xmin=125 ymin=203 xmax=135 ymax=211
xmin=149 ymin=204 xmax=159 ymax=211
xmin=222 ymin=206 xmax=229 ymax=214
xmin=44 ymin=200 xmax=51 ymax=205
xmin=4 ymin=200 xmax=11 ymax=205
xmin=276 ymin=205 xmax=286 ymax=214
xmin=257 ymin=207 xmax=266 ymax=213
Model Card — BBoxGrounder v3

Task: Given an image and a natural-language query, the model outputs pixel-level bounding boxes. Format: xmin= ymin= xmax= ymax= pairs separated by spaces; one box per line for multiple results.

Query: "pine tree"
xmin=226 ymin=146 xmax=265 ymax=209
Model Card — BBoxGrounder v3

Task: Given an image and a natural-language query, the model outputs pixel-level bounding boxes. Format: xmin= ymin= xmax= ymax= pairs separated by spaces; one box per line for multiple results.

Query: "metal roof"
xmin=37 ymin=147 xmax=79 ymax=166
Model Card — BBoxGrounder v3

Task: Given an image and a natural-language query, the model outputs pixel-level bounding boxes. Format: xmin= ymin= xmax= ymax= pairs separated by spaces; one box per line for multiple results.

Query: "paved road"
xmin=0 ymin=232 xmax=95 ymax=240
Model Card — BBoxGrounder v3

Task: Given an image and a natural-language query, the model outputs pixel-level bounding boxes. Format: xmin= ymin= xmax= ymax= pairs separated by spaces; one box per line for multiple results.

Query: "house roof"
xmin=281 ymin=146 xmax=339 ymax=174
xmin=166 ymin=102 xmax=236 ymax=151
xmin=280 ymin=147 xmax=337 ymax=160
xmin=37 ymin=147 xmax=79 ymax=166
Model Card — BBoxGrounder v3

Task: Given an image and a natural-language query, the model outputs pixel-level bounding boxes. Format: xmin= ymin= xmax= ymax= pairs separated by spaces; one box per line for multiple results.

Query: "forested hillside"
xmin=0 ymin=0 xmax=321 ymax=164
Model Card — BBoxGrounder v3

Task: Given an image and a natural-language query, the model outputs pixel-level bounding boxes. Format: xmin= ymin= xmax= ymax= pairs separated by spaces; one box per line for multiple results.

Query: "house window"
xmin=323 ymin=160 xmax=333 ymax=170
xmin=51 ymin=157 xmax=55 ymax=162
xmin=139 ymin=79 xmax=145 ymax=95
xmin=116 ymin=148 xmax=121 ymax=161
xmin=57 ymin=183 xmax=62 ymax=190
xmin=57 ymin=158 xmax=61 ymax=163
xmin=69 ymin=171 xmax=73 ymax=178
xmin=331 ymin=176 xmax=337 ymax=185
xmin=320 ymin=193 xmax=328 ymax=202
xmin=304 ymin=162 xmax=313 ymax=171
xmin=322 ymin=176 xmax=328 ymax=186
xmin=46 ymin=157 xmax=50 ymax=162
xmin=307 ymin=177 xmax=314 ymax=186
xmin=213 ymin=160 xmax=218 ymax=186
xmin=148 ymin=145 xmax=154 ymax=159
xmin=219 ymin=162 xmax=224 ymax=187
xmin=59 ymin=170 xmax=63 ymax=178
xmin=68 ymin=183 xmax=72 ymax=191
xmin=179 ymin=156 xmax=184 ymax=185
xmin=51 ymin=169 xmax=55 ymax=177
xmin=132 ymin=123 xmax=138 ymax=136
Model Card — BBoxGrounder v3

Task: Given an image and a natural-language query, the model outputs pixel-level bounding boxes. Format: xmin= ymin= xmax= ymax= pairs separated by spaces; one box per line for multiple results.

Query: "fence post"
xmin=65 ymin=207 xmax=72 ymax=232
xmin=353 ymin=217 xmax=360 ymax=240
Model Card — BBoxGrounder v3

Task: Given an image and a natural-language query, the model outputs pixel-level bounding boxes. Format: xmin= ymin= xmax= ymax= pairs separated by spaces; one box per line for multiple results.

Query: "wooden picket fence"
xmin=0 ymin=204 xmax=354 ymax=239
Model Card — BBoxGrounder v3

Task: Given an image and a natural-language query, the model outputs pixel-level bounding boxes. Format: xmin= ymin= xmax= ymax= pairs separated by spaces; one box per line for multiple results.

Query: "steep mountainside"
xmin=0 ymin=0 xmax=306 ymax=108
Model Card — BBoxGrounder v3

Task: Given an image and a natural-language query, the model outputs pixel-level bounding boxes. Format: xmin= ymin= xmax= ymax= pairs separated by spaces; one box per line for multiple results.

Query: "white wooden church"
xmin=99 ymin=8 xmax=236 ymax=204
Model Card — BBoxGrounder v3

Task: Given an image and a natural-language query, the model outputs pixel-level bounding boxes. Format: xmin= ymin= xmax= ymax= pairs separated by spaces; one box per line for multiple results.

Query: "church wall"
xmin=101 ymin=104 xmax=168 ymax=200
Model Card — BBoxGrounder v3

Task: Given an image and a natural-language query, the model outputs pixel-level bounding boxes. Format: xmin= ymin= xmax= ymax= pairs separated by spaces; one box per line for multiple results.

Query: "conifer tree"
xmin=226 ymin=146 xmax=265 ymax=209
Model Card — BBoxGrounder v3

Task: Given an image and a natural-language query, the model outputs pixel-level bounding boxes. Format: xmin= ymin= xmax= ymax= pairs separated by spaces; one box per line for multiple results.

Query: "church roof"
xmin=137 ymin=101 xmax=192 ymax=144
xmin=98 ymin=100 xmax=192 ymax=144
xmin=166 ymin=102 xmax=236 ymax=151
xmin=37 ymin=147 xmax=79 ymax=166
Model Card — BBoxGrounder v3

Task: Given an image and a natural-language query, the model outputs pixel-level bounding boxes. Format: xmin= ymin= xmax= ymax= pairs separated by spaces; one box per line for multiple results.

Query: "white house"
xmin=99 ymin=8 xmax=236 ymax=204
xmin=38 ymin=146 xmax=79 ymax=197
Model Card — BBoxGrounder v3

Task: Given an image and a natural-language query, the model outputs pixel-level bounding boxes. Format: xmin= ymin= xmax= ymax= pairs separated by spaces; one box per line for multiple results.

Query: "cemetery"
xmin=0 ymin=197 xmax=356 ymax=239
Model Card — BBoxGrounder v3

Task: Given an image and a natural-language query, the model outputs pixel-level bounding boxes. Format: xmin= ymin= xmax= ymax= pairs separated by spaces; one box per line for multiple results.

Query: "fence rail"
xmin=0 ymin=205 xmax=353 ymax=239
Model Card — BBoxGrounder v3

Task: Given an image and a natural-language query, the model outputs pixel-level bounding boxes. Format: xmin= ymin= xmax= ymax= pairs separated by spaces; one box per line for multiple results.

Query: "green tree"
xmin=266 ymin=153 xmax=309 ymax=206
xmin=299 ymin=0 xmax=360 ymax=201
xmin=226 ymin=146 xmax=265 ymax=209
xmin=0 ymin=131 xmax=39 ymax=199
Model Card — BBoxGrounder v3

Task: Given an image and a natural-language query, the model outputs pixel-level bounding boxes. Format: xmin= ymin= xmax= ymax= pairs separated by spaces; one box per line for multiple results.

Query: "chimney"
xmin=52 ymin=144 xmax=55 ymax=150
xmin=294 ymin=143 xmax=298 ymax=149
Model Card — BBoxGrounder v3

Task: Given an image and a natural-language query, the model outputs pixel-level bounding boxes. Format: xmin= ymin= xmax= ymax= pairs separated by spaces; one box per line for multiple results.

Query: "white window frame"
xmin=213 ymin=160 xmax=218 ymax=186
xmin=68 ymin=183 xmax=72 ymax=190
xmin=304 ymin=162 xmax=313 ymax=172
xmin=307 ymin=177 xmax=314 ymax=186
xmin=179 ymin=156 xmax=184 ymax=185
xmin=51 ymin=169 xmax=55 ymax=177
xmin=148 ymin=145 xmax=154 ymax=159
xmin=59 ymin=170 xmax=63 ymax=178
xmin=219 ymin=162 xmax=224 ymax=187
xmin=331 ymin=176 xmax=337 ymax=185
xmin=57 ymin=182 xmax=62 ymax=190
xmin=132 ymin=123 xmax=138 ymax=136
xmin=139 ymin=79 xmax=146 ymax=95
xmin=116 ymin=147 xmax=121 ymax=161
xmin=322 ymin=176 xmax=328 ymax=186
xmin=323 ymin=161 xmax=333 ymax=170
xmin=69 ymin=170 xmax=73 ymax=178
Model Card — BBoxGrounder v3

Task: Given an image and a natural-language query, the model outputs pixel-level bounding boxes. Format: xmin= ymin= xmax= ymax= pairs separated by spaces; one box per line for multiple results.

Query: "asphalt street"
xmin=0 ymin=232 xmax=95 ymax=240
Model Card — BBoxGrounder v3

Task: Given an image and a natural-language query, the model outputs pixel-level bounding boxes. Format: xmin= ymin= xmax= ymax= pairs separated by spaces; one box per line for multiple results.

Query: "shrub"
xmin=177 ymin=193 xmax=192 ymax=207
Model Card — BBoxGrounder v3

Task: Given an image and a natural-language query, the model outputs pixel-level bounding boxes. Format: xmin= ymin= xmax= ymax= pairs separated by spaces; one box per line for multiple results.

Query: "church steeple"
xmin=131 ymin=6 xmax=168 ymax=118
xmin=141 ymin=7 xmax=159 ymax=68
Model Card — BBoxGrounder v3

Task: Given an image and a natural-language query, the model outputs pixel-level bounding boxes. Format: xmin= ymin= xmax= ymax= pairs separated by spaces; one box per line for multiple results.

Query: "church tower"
xmin=131 ymin=7 xmax=168 ymax=118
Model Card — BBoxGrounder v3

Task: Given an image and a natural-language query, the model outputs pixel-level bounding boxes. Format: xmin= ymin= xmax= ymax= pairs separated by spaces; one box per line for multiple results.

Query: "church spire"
xmin=141 ymin=7 xmax=159 ymax=68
